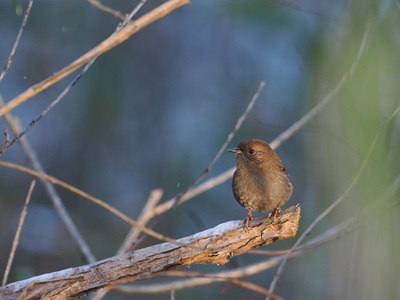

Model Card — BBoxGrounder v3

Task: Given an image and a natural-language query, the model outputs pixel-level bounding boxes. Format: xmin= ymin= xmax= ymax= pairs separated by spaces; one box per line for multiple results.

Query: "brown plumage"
xmin=228 ymin=139 xmax=293 ymax=227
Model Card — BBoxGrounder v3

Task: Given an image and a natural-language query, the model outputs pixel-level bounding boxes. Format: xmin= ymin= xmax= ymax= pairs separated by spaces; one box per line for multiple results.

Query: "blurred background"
xmin=0 ymin=0 xmax=399 ymax=299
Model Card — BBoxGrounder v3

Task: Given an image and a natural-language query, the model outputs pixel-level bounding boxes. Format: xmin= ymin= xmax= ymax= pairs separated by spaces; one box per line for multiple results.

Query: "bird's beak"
xmin=228 ymin=147 xmax=242 ymax=154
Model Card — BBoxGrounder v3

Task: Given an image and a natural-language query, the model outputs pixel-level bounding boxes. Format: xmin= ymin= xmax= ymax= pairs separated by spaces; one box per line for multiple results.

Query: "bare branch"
xmin=0 ymin=0 xmax=33 ymax=82
xmin=117 ymin=257 xmax=282 ymax=294
xmin=118 ymin=188 xmax=164 ymax=254
xmin=269 ymin=22 xmax=374 ymax=150
xmin=126 ymin=0 xmax=148 ymax=21
xmin=0 ymin=0 xmax=189 ymax=117
xmin=0 ymin=206 xmax=300 ymax=300
xmin=2 ymin=181 xmax=35 ymax=286
xmin=190 ymin=81 xmax=265 ymax=188
xmin=85 ymin=0 xmax=125 ymax=20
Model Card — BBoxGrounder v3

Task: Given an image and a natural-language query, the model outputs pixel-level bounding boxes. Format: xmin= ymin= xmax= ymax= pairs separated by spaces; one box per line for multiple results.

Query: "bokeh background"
xmin=0 ymin=0 xmax=399 ymax=299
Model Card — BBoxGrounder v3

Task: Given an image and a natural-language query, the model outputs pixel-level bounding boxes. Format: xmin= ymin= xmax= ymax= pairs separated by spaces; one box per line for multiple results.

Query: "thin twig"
xmin=266 ymin=103 xmax=400 ymax=299
xmin=251 ymin=216 xmax=358 ymax=257
xmin=142 ymin=168 xmax=234 ymax=225
xmin=126 ymin=0 xmax=148 ymax=21
xmin=0 ymin=55 xmax=97 ymax=156
xmin=170 ymin=81 xmax=265 ymax=214
xmin=0 ymin=0 xmax=33 ymax=83
xmin=2 ymin=180 xmax=35 ymax=286
xmin=269 ymin=22 xmax=374 ymax=151
xmin=118 ymin=188 xmax=164 ymax=254
xmin=189 ymin=81 xmax=265 ymax=189
xmin=91 ymin=286 xmax=114 ymax=300
xmin=85 ymin=0 xmax=125 ymax=20
xmin=116 ymin=258 xmax=284 ymax=295
xmin=274 ymin=0 xmax=338 ymax=20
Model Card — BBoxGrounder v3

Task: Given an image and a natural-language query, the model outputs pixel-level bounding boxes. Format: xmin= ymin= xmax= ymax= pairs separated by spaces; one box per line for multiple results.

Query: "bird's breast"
xmin=232 ymin=168 xmax=292 ymax=212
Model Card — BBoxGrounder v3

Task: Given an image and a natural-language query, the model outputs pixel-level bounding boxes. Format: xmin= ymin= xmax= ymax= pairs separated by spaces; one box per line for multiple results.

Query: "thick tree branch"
xmin=0 ymin=206 xmax=300 ymax=300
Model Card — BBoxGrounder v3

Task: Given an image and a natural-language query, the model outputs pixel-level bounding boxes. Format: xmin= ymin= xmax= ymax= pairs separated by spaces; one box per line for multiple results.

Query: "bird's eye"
xmin=248 ymin=149 xmax=255 ymax=155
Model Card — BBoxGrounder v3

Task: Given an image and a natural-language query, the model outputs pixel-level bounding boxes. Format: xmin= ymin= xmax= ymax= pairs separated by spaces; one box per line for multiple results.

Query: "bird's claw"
xmin=268 ymin=207 xmax=282 ymax=222
xmin=242 ymin=210 xmax=254 ymax=231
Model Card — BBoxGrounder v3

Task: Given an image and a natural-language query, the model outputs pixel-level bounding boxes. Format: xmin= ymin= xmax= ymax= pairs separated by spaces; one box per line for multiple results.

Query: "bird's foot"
xmin=268 ymin=207 xmax=282 ymax=222
xmin=242 ymin=210 xmax=254 ymax=230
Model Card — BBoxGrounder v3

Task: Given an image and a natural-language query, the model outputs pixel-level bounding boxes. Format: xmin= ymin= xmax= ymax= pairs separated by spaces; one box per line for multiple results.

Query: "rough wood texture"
xmin=0 ymin=206 xmax=300 ymax=300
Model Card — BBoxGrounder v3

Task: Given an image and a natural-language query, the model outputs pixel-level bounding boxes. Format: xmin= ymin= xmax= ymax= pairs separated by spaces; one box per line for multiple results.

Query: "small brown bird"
xmin=228 ymin=139 xmax=293 ymax=227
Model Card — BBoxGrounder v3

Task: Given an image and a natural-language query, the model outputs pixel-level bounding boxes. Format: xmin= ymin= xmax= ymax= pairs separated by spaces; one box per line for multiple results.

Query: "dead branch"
xmin=2 ymin=181 xmax=35 ymax=286
xmin=0 ymin=206 xmax=300 ymax=300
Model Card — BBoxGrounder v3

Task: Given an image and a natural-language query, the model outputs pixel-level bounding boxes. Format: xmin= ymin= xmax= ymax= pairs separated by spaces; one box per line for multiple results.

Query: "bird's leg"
xmin=269 ymin=207 xmax=282 ymax=222
xmin=243 ymin=210 xmax=254 ymax=228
